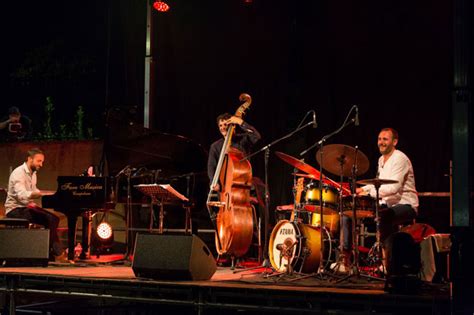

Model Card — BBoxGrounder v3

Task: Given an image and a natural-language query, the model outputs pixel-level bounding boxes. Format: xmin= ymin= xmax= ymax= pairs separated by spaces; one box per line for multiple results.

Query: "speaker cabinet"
xmin=0 ymin=229 xmax=50 ymax=267
xmin=132 ymin=234 xmax=216 ymax=280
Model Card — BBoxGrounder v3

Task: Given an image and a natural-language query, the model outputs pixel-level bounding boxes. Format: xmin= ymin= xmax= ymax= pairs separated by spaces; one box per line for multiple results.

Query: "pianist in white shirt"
xmin=4 ymin=148 xmax=65 ymax=260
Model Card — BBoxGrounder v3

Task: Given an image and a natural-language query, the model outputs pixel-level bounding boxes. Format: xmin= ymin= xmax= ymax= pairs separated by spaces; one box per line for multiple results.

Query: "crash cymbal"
xmin=315 ymin=144 xmax=369 ymax=177
xmin=275 ymin=151 xmax=321 ymax=178
xmin=356 ymin=178 xmax=398 ymax=186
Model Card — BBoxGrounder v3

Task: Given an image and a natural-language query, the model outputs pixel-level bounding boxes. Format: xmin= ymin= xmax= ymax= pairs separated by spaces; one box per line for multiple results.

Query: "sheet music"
xmin=134 ymin=184 xmax=189 ymax=202
xmin=158 ymin=184 xmax=189 ymax=201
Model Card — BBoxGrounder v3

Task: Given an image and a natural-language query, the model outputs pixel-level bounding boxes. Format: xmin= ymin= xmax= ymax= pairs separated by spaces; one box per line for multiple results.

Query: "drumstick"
xmin=40 ymin=190 xmax=56 ymax=196
xmin=319 ymin=173 xmax=351 ymax=195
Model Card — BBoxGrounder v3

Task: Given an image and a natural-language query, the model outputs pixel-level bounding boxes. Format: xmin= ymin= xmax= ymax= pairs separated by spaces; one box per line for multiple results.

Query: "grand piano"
xmin=42 ymin=176 xmax=114 ymax=260
xmin=43 ymin=108 xmax=210 ymax=261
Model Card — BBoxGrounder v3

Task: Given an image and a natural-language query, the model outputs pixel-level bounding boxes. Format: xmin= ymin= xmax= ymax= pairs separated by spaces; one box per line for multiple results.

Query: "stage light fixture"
xmin=97 ymin=222 xmax=113 ymax=240
xmin=153 ymin=1 xmax=170 ymax=12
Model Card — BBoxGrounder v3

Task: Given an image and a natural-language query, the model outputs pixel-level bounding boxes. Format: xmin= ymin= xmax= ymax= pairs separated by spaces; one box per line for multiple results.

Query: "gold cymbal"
xmin=315 ymin=144 xmax=369 ymax=177
xmin=275 ymin=151 xmax=321 ymax=178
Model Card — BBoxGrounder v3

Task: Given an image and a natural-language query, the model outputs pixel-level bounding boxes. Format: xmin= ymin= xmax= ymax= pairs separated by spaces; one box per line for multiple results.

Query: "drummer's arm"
xmin=357 ymin=185 xmax=373 ymax=196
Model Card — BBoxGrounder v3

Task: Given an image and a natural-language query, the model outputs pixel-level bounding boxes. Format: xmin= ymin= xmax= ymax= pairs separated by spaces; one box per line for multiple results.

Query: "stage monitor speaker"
xmin=0 ymin=229 xmax=50 ymax=267
xmin=132 ymin=234 xmax=216 ymax=281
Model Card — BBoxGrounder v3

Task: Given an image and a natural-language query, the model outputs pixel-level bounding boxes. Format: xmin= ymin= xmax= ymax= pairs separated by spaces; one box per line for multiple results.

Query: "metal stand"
xmin=313 ymin=141 xmax=332 ymax=279
xmin=264 ymin=240 xmax=308 ymax=281
xmin=330 ymin=152 xmax=352 ymax=274
xmin=299 ymin=105 xmax=359 ymax=280
xmin=134 ymin=184 xmax=190 ymax=234
xmin=334 ymin=150 xmax=384 ymax=283
xmin=366 ymin=182 xmax=386 ymax=277
xmin=237 ymin=116 xmax=316 ymax=273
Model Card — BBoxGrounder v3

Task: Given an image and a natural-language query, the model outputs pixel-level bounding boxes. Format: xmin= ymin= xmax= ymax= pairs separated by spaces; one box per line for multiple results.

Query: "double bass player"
xmin=207 ymin=113 xmax=261 ymax=185
xmin=206 ymin=94 xmax=266 ymax=262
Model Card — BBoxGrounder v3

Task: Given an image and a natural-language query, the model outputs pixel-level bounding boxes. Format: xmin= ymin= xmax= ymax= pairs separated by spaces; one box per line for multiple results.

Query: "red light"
xmin=153 ymin=1 xmax=170 ymax=12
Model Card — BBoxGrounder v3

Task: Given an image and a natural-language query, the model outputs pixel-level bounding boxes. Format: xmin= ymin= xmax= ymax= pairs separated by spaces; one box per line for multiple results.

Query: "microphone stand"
xmin=234 ymin=119 xmax=315 ymax=273
xmin=299 ymin=106 xmax=357 ymax=280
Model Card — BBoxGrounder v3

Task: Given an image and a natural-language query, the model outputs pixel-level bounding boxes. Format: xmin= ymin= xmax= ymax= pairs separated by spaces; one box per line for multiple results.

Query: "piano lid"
xmin=105 ymin=110 xmax=208 ymax=176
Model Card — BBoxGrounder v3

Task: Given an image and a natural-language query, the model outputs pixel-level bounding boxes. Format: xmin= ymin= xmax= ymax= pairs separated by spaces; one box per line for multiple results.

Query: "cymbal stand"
xmin=314 ymin=141 xmax=331 ymax=279
xmin=300 ymin=106 xmax=359 ymax=280
xmin=329 ymin=152 xmax=350 ymax=274
xmin=334 ymin=148 xmax=383 ymax=282
xmin=366 ymin=182 xmax=386 ymax=277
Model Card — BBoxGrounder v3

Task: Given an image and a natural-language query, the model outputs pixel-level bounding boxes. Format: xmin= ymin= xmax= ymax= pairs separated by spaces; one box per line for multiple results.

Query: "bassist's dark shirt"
xmin=207 ymin=122 xmax=261 ymax=182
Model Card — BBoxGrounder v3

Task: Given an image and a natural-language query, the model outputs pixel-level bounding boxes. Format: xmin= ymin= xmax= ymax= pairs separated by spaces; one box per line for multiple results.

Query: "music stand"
xmin=134 ymin=184 xmax=189 ymax=234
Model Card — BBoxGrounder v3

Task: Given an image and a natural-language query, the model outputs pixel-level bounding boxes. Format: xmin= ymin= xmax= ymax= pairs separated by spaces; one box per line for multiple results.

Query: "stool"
xmin=0 ymin=218 xmax=30 ymax=229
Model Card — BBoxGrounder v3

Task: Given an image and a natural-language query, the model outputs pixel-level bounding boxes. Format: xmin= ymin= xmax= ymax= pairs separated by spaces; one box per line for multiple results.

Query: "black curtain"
xmin=107 ymin=0 xmax=452 ymax=231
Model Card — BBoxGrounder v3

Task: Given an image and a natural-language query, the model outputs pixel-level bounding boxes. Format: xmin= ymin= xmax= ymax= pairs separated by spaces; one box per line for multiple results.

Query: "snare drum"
xmin=304 ymin=181 xmax=338 ymax=214
xmin=269 ymin=220 xmax=333 ymax=273
xmin=342 ymin=195 xmax=376 ymax=218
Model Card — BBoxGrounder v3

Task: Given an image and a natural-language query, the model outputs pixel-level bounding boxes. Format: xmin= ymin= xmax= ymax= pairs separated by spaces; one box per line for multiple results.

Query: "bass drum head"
xmin=269 ymin=220 xmax=324 ymax=273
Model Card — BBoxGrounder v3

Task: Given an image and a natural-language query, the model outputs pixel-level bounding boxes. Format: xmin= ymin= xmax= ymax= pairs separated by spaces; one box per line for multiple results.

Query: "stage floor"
xmin=0 ymin=255 xmax=450 ymax=314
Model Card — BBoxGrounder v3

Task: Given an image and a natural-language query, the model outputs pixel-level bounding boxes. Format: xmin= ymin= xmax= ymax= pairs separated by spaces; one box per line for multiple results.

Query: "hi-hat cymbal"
xmin=356 ymin=178 xmax=398 ymax=186
xmin=315 ymin=144 xmax=369 ymax=177
xmin=275 ymin=151 xmax=321 ymax=178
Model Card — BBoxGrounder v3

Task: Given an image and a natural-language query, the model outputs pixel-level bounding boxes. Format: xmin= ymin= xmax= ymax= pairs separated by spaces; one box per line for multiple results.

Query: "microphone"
xmin=354 ymin=106 xmax=359 ymax=126
xmin=312 ymin=110 xmax=317 ymax=128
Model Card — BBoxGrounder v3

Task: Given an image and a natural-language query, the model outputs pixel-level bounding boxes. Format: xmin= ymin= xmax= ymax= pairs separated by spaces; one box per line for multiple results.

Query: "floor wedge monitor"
xmin=132 ymin=234 xmax=216 ymax=281
xmin=0 ymin=228 xmax=50 ymax=267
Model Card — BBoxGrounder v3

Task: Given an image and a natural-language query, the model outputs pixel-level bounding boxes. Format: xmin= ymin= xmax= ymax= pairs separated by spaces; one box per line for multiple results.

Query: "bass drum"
xmin=268 ymin=220 xmax=333 ymax=273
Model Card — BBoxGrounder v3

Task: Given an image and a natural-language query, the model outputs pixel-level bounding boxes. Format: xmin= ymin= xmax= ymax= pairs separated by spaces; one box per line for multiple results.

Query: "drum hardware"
xmin=276 ymin=240 xmax=298 ymax=275
xmin=356 ymin=178 xmax=398 ymax=278
xmin=298 ymin=105 xmax=361 ymax=280
xmin=323 ymin=145 xmax=362 ymax=276
xmin=234 ymin=116 xmax=316 ymax=275
xmin=359 ymin=220 xmax=376 ymax=247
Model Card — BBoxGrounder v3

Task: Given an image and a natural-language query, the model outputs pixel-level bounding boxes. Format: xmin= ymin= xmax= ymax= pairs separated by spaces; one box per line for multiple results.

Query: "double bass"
xmin=206 ymin=93 xmax=254 ymax=258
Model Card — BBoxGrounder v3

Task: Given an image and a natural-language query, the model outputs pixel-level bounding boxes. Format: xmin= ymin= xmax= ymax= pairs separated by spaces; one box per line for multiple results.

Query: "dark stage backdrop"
xmin=3 ymin=0 xmax=454 ymax=232
xmin=135 ymin=0 xmax=452 ymax=232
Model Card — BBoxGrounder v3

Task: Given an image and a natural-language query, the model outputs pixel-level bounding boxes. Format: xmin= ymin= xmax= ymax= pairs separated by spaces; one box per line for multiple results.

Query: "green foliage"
xmin=35 ymin=97 xmax=95 ymax=141
xmin=41 ymin=96 xmax=55 ymax=139
xmin=74 ymin=106 xmax=85 ymax=140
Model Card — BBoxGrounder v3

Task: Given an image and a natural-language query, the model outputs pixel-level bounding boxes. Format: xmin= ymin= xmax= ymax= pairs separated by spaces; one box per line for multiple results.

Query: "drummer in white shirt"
xmin=342 ymin=128 xmax=418 ymax=261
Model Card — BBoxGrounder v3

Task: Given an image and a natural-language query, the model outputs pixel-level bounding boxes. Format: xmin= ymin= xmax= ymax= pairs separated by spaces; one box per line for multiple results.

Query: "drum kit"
xmin=269 ymin=145 xmax=397 ymax=280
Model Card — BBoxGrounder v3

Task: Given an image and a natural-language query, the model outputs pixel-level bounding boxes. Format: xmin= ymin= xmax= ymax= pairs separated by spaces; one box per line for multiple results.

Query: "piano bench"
xmin=0 ymin=218 xmax=30 ymax=229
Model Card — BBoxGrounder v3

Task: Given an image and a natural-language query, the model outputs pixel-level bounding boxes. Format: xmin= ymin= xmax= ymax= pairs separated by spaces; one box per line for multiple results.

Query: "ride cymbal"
xmin=315 ymin=144 xmax=369 ymax=177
